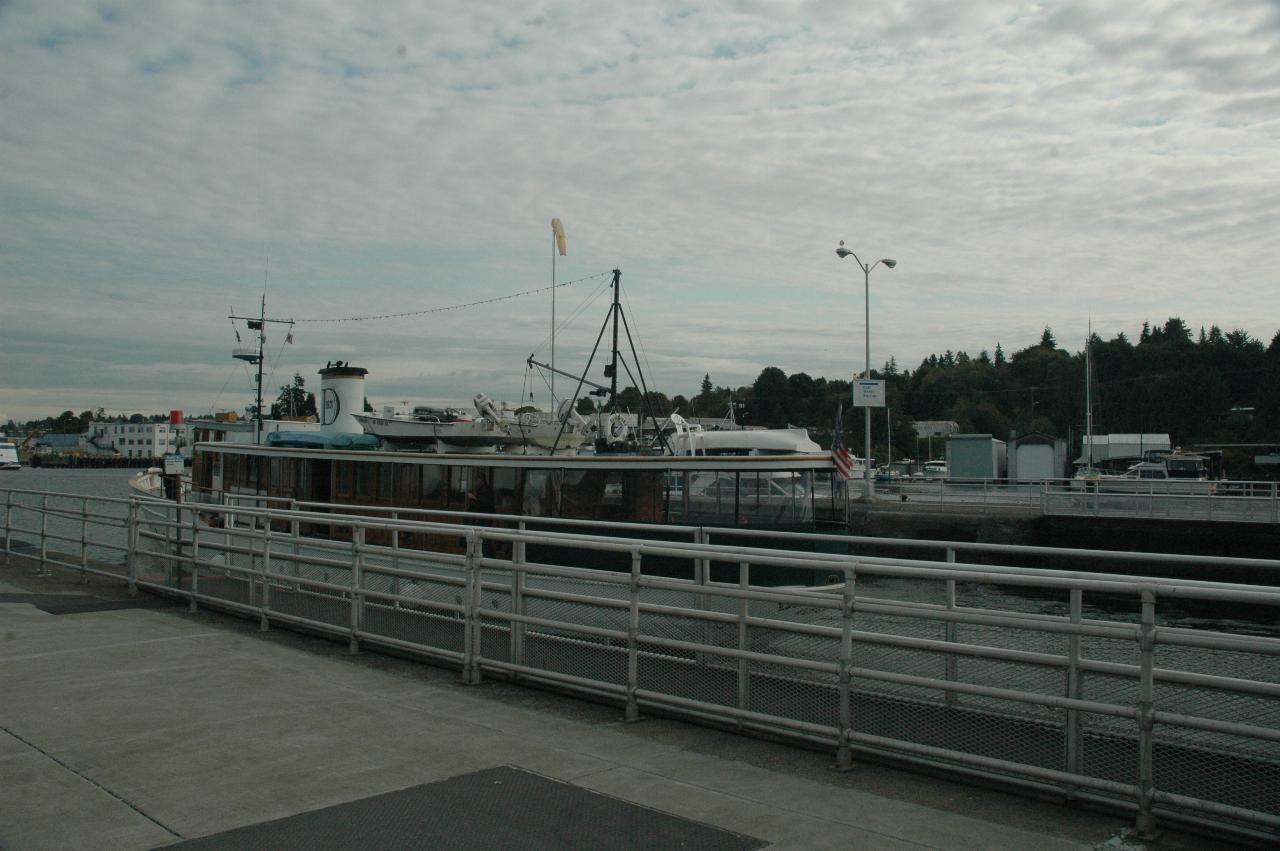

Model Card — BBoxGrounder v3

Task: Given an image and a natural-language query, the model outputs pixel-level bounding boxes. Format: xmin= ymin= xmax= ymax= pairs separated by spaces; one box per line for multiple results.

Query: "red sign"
xmin=170 ymin=410 xmax=184 ymax=425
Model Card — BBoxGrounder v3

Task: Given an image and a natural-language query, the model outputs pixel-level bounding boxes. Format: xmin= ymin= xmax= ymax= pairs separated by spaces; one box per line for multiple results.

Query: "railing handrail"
xmin=6 ymin=484 xmax=1279 ymax=841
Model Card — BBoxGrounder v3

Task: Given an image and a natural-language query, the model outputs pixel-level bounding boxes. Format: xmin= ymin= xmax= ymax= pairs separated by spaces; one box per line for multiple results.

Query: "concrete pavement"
xmin=0 ymin=556 xmax=1244 ymax=849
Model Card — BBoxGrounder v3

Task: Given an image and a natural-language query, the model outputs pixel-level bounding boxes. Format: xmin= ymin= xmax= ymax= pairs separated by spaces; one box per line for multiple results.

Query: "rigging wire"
xmin=290 ymin=270 xmax=614 ymax=324
xmin=621 ymin=285 xmax=659 ymax=395
xmin=527 ymin=275 xmax=613 ymax=361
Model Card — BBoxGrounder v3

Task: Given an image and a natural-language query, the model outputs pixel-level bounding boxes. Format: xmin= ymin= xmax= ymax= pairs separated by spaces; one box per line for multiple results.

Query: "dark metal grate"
xmin=160 ymin=765 xmax=767 ymax=851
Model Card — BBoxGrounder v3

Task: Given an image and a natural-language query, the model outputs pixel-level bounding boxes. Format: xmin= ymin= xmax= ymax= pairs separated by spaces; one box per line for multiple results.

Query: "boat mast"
xmin=229 ymin=297 xmax=296 ymax=444
xmin=608 ymin=268 xmax=620 ymax=402
xmin=255 ymin=294 xmax=266 ymax=443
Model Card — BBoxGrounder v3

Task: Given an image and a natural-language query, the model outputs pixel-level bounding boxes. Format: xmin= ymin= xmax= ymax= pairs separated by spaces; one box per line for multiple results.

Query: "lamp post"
xmin=836 ymin=241 xmax=896 ymax=500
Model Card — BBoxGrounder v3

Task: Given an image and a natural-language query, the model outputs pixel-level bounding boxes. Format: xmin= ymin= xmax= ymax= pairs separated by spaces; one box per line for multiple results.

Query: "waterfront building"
xmin=87 ymin=422 xmax=181 ymax=459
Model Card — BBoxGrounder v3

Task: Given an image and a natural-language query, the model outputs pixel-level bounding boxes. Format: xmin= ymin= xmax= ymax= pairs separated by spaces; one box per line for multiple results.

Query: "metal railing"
xmin=1042 ymin=481 xmax=1280 ymax=524
xmin=3 ymin=486 xmax=1279 ymax=843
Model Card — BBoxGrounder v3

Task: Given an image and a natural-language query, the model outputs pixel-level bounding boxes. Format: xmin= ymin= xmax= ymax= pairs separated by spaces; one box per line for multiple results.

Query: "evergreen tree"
xmin=270 ymin=373 xmax=318 ymax=419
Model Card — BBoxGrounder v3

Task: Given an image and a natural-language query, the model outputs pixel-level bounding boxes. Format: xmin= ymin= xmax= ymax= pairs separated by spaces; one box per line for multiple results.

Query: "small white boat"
xmin=921 ymin=460 xmax=948 ymax=479
xmin=0 ymin=441 xmax=20 ymax=470
xmin=354 ymin=394 xmax=590 ymax=455
xmin=128 ymin=467 xmax=165 ymax=497
xmin=664 ymin=414 xmax=820 ymax=456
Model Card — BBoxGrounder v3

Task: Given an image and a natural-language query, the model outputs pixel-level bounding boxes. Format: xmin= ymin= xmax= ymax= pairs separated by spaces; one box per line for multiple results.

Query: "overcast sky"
xmin=3 ymin=1 xmax=1277 ymax=424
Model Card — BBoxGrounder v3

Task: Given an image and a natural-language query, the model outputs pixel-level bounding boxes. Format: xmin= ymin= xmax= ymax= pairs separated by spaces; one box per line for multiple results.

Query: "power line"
xmin=291 ymin=270 xmax=614 ymax=324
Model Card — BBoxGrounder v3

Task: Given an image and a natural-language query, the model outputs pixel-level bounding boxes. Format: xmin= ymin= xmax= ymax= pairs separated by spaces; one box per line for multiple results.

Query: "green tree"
xmin=270 ymin=373 xmax=317 ymax=419
xmin=752 ymin=367 xmax=790 ymax=427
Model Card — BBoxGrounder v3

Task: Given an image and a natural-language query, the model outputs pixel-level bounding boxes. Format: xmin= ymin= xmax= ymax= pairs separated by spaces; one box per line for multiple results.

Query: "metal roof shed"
xmin=946 ymin=434 xmax=1007 ymax=481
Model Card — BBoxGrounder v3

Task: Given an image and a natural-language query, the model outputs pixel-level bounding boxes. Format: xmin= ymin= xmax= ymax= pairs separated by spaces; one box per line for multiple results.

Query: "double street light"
xmin=836 ymin=241 xmax=896 ymax=500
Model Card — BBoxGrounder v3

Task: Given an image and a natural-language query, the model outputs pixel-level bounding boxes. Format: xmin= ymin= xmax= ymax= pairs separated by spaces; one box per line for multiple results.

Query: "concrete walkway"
xmin=0 ymin=557 xmax=1240 ymax=850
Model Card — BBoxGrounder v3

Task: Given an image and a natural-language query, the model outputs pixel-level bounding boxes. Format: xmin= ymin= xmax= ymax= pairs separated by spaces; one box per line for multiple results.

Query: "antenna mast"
xmin=230 ymin=296 xmax=295 ymax=444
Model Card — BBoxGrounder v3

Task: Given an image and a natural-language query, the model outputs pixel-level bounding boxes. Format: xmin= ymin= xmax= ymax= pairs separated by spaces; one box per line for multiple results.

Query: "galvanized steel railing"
xmin=2 ymin=486 xmax=1279 ymax=843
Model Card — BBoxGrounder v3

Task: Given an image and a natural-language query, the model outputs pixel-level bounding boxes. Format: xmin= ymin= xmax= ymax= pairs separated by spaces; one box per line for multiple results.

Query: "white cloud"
xmin=1 ymin=1 xmax=1277 ymax=420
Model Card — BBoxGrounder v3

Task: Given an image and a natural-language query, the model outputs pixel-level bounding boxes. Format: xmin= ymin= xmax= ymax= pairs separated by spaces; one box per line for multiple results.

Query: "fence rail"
xmin=2 ymin=485 xmax=1279 ymax=843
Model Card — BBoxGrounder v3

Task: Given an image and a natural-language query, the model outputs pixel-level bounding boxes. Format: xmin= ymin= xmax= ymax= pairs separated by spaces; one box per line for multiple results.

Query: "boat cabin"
xmin=190 ymin=443 xmax=844 ymax=541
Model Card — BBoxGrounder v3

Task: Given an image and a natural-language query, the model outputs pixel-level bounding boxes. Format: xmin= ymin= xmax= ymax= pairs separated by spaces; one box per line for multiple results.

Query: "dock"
xmin=0 ymin=554 xmax=1241 ymax=850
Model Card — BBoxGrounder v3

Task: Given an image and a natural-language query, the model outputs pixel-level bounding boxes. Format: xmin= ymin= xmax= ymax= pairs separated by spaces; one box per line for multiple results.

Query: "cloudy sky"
xmin=2 ymin=1 xmax=1277 ymax=424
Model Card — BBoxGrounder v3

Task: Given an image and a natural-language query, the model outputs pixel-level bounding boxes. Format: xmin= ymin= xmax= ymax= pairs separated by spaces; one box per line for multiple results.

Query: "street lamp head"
xmin=836 ymin=247 xmax=853 ymax=259
xmin=881 ymin=258 xmax=897 ymax=269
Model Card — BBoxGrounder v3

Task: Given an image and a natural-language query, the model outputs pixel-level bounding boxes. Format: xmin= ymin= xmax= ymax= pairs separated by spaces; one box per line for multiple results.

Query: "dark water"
xmin=2 ymin=467 xmax=141 ymax=564
xmin=1 ymin=466 xmax=140 ymax=499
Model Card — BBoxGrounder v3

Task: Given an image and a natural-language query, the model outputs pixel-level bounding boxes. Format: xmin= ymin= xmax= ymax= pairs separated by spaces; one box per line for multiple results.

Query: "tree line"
xmin=597 ymin=318 xmax=1280 ymax=464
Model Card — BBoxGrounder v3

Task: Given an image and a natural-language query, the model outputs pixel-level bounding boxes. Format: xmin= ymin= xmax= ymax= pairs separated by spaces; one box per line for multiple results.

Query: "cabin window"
xmin=466 ymin=468 xmax=495 ymax=514
xmin=247 ymin=456 xmax=262 ymax=491
xmin=684 ymin=472 xmax=737 ymax=526
xmin=448 ymin=466 xmax=470 ymax=511
xmin=662 ymin=471 xmax=689 ymax=523
xmin=224 ymin=454 xmax=242 ymax=490
xmin=377 ymin=463 xmax=395 ymax=502
xmin=355 ymin=464 xmax=376 ymax=500
xmin=297 ymin=460 xmax=312 ymax=502
xmin=560 ymin=470 xmax=605 ymax=520
xmin=418 ymin=465 xmax=446 ymax=509
xmin=395 ymin=464 xmax=418 ymax=506
xmin=736 ymin=471 xmax=812 ymax=526
xmin=492 ymin=468 xmax=518 ymax=514
xmin=523 ymin=470 xmax=560 ymax=516
xmin=192 ymin=455 xmax=211 ymax=494
xmin=334 ymin=461 xmax=355 ymax=501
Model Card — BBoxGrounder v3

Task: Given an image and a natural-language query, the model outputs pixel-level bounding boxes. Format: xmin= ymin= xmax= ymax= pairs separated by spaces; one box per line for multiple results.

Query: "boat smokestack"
xmin=318 ymin=363 xmax=369 ymax=434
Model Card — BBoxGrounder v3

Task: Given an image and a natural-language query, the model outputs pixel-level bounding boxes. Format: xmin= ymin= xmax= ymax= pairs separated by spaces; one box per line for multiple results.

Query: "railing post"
xmin=736 ymin=560 xmax=750 ymax=713
xmin=625 ymin=546 xmax=641 ymax=723
xmin=835 ymin=561 xmax=856 ymax=771
xmin=259 ymin=520 xmax=273 ymax=631
xmin=1272 ymin=483 xmax=1277 ymax=524
xmin=1065 ymin=588 xmax=1083 ymax=793
xmin=80 ymin=496 xmax=89 ymax=583
xmin=1135 ymin=589 xmax=1159 ymax=840
xmin=945 ymin=548 xmax=958 ymax=708
xmin=390 ymin=510 xmax=401 ymax=604
xmin=126 ymin=499 xmax=139 ymax=596
xmin=37 ymin=493 xmax=49 ymax=575
xmin=694 ymin=527 xmax=709 ymax=585
xmin=291 ymin=514 xmax=301 ymax=587
xmin=460 ymin=531 xmax=481 ymax=684
xmin=189 ymin=506 xmax=200 ymax=613
xmin=510 ymin=520 xmax=526 ymax=671
xmin=348 ymin=526 xmax=363 ymax=653
xmin=3 ymin=489 xmax=11 ymax=563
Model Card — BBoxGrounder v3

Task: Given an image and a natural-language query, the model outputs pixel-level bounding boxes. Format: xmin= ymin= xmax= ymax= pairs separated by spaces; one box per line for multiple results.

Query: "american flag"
xmin=832 ymin=407 xmax=854 ymax=480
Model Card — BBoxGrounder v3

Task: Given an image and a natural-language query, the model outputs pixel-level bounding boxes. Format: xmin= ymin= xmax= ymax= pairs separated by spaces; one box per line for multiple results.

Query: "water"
xmin=2 ymin=467 xmax=141 ymax=565
xmin=1 ymin=466 xmax=140 ymax=499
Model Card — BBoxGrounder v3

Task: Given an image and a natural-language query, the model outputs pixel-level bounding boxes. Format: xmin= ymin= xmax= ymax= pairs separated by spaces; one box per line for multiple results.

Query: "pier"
xmin=2 ymin=485 xmax=1278 ymax=847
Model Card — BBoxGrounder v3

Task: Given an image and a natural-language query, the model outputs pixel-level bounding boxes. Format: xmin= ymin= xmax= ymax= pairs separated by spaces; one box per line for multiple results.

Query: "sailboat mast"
xmin=255 ymin=294 xmax=266 ymax=444
xmin=608 ymin=268 xmax=621 ymax=403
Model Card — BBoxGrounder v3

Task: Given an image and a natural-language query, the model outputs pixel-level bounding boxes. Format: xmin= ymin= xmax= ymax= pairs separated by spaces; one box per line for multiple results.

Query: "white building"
xmin=88 ymin=422 xmax=181 ymax=459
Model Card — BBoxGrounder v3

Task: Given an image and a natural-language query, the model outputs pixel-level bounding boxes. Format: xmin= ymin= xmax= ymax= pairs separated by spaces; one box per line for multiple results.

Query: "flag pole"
xmin=551 ymin=224 xmax=556 ymax=399
xmin=550 ymin=219 xmax=568 ymax=402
